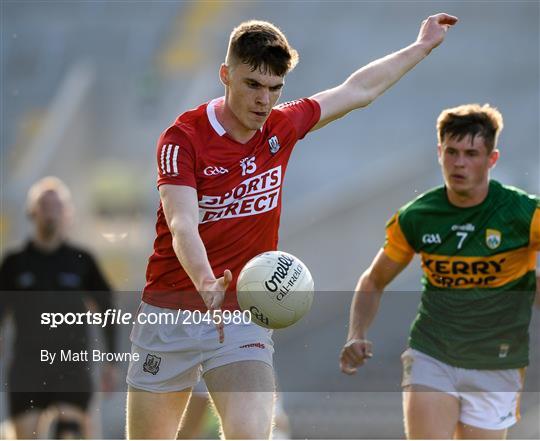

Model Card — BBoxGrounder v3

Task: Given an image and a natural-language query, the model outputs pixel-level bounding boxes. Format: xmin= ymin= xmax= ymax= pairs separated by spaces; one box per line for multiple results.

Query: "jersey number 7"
xmin=456 ymin=232 xmax=468 ymax=249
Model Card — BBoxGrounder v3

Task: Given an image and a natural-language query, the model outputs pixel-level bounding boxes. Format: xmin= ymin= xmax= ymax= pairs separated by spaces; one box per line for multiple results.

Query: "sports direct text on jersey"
xmin=198 ymin=166 xmax=282 ymax=223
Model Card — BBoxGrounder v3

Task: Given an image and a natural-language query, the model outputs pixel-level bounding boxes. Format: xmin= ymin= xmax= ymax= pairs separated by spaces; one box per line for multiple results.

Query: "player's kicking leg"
xmin=205 ymin=361 xmax=275 ymax=439
xmin=126 ymin=302 xmax=208 ymax=439
xmin=126 ymin=386 xmax=191 ymax=439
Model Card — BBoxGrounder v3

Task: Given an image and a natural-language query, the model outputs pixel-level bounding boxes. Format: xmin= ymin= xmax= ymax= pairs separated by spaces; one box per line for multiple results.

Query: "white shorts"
xmin=401 ymin=348 xmax=525 ymax=430
xmin=126 ymin=302 xmax=274 ymax=393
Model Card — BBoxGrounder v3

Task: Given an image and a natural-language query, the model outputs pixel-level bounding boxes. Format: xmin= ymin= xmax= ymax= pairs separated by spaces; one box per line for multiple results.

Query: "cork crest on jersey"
xmin=268 ymin=135 xmax=280 ymax=154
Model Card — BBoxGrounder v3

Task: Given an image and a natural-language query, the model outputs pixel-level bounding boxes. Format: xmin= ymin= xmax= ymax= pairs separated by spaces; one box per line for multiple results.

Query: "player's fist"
xmin=339 ymin=338 xmax=373 ymax=375
xmin=416 ymin=13 xmax=458 ymax=53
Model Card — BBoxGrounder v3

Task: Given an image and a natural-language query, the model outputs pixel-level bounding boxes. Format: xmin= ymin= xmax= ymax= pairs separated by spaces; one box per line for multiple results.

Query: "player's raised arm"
xmin=340 ymin=250 xmax=409 ymax=375
xmin=159 ymin=184 xmax=231 ymax=342
xmin=310 ymin=13 xmax=458 ymax=131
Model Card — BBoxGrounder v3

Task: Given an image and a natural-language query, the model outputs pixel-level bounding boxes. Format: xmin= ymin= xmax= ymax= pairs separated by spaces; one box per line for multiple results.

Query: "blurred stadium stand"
xmin=1 ymin=1 xmax=538 ymax=439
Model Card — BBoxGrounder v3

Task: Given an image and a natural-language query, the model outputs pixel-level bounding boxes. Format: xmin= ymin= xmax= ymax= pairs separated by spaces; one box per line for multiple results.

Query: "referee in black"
xmin=0 ymin=177 xmax=117 ymax=439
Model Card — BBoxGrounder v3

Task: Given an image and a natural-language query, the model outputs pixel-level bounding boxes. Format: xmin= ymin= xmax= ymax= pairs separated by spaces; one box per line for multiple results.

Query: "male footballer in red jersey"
xmin=126 ymin=14 xmax=457 ymax=439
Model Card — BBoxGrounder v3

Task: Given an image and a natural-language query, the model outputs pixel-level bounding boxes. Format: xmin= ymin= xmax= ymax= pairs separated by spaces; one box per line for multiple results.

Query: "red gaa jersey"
xmin=143 ymin=97 xmax=321 ymax=311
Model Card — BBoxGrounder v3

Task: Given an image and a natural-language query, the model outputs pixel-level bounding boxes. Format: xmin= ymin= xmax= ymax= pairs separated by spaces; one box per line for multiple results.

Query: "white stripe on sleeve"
xmin=160 ymin=145 xmax=166 ymax=174
xmin=172 ymin=145 xmax=179 ymax=174
xmin=165 ymin=144 xmax=172 ymax=173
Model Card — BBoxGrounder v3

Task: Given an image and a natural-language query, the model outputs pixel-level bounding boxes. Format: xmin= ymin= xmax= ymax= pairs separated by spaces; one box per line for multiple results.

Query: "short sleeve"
xmin=530 ymin=206 xmax=540 ymax=251
xmin=275 ymin=98 xmax=321 ymax=140
xmin=383 ymin=212 xmax=415 ymax=264
xmin=156 ymin=126 xmax=197 ymax=189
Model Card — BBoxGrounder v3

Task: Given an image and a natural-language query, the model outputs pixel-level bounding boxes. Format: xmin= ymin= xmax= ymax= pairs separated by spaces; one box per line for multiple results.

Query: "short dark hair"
xmin=437 ymin=104 xmax=504 ymax=153
xmin=225 ymin=20 xmax=299 ymax=77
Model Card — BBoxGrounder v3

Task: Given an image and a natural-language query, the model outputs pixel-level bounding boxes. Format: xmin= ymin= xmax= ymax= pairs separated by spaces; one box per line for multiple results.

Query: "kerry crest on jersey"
xmin=485 ymin=228 xmax=502 ymax=249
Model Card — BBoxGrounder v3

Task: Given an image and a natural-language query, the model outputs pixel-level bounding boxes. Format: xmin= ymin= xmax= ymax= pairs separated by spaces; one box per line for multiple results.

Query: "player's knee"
xmin=222 ymin=409 xmax=272 ymax=439
xmin=53 ymin=419 xmax=83 ymax=439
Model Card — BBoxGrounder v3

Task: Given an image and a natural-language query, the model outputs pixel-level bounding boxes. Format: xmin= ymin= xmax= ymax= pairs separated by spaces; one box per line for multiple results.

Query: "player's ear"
xmin=219 ymin=63 xmax=229 ymax=87
xmin=488 ymin=148 xmax=499 ymax=169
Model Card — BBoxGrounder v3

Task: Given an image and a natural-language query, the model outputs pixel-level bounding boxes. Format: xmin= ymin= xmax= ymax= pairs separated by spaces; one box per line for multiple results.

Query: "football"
xmin=237 ymin=251 xmax=314 ymax=329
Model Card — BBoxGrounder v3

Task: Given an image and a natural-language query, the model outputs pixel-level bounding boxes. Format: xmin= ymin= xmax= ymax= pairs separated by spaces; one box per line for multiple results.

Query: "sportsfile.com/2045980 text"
xmin=40 ymin=309 xmax=252 ymax=328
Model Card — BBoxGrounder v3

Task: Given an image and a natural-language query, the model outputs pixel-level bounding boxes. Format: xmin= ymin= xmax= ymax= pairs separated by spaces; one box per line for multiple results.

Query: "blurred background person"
xmin=0 ymin=177 xmax=117 ymax=439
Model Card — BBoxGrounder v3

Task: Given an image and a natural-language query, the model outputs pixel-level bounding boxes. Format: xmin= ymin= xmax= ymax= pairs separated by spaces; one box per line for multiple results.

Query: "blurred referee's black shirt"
xmin=0 ymin=241 xmax=116 ymax=368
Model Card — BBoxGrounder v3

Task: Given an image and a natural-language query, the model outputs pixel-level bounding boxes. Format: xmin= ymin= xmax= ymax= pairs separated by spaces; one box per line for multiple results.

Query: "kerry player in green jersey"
xmin=340 ymin=103 xmax=540 ymax=439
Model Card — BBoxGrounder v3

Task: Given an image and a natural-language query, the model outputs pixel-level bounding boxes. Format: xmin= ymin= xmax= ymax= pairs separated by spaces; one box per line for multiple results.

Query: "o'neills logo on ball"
xmin=250 ymin=305 xmax=269 ymax=326
xmin=265 ymin=255 xmax=295 ymax=294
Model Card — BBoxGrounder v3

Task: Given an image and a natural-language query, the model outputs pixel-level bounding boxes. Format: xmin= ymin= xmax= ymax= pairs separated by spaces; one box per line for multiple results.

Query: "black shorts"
xmin=9 ymin=391 xmax=92 ymax=418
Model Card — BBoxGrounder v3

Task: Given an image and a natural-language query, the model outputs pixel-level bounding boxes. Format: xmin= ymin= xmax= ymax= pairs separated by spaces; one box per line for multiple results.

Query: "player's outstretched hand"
xmin=416 ymin=13 xmax=458 ymax=53
xmin=200 ymin=269 xmax=232 ymax=343
xmin=339 ymin=338 xmax=373 ymax=375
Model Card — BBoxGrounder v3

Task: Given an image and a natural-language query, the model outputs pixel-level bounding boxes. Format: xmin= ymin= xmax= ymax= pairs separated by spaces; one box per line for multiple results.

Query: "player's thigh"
xmin=455 ymin=422 xmax=507 ymax=440
xmin=204 ymin=360 xmax=275 ymax=392
xmin=205 ymin=361 xmax=275 ymax=438
xmin=403 ymin=385 xmax=460 ymax=439
xmin=126 ymin=385 xmax=191 ymax=439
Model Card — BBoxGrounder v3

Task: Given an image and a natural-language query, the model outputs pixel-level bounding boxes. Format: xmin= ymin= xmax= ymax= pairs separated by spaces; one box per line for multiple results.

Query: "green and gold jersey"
xmin=384 ymin=180 xmax=540 ymax=369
